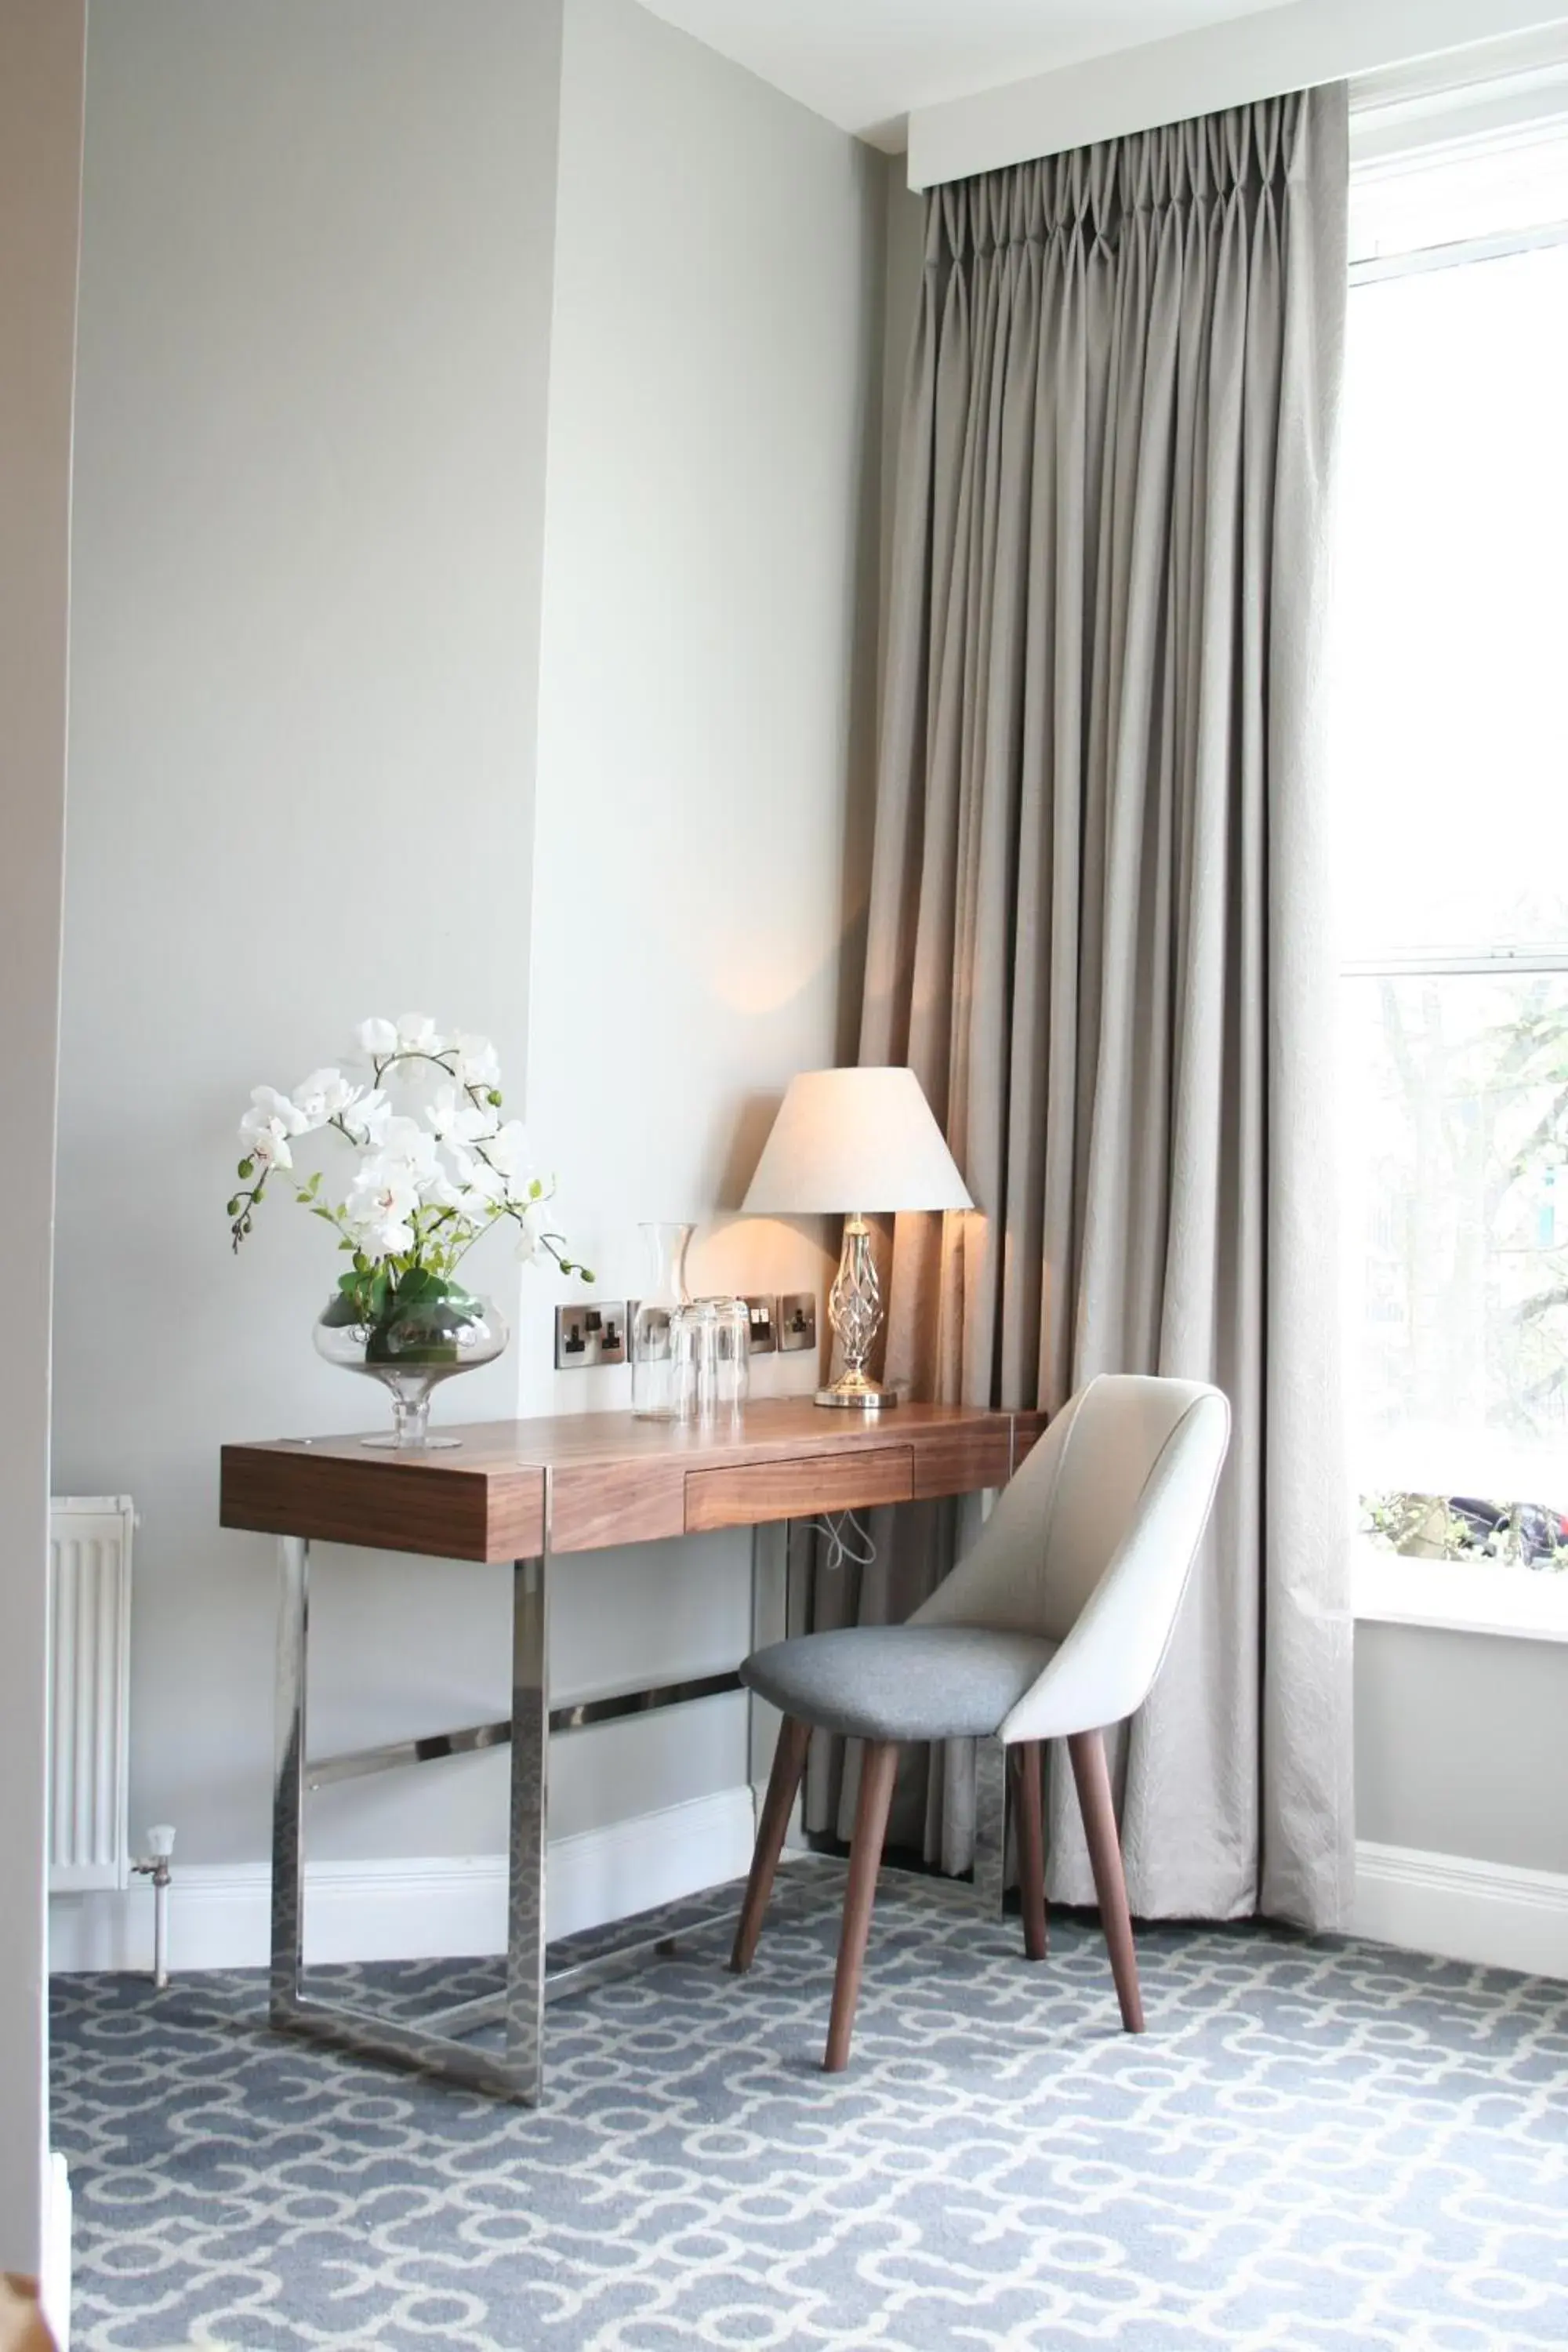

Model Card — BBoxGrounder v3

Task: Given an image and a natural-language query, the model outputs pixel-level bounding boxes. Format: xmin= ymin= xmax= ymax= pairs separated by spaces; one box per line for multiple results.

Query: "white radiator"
xmin=49 ymin=1496 xmax=134 ymax=1894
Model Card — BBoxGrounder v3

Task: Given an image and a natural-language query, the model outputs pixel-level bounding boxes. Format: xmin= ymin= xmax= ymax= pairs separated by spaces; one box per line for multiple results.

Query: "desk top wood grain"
xmin=220 ymin=1399 xmax=1044 ymax=1563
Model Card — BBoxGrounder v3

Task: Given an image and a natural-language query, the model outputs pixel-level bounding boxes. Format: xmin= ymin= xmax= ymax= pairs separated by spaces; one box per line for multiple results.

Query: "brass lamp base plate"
xmin=814 ymin=1381 xmax=898 ymax=1410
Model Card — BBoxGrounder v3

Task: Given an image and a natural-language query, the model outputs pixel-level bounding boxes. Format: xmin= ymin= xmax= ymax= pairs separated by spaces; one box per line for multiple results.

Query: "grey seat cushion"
xmin=740 ymin=1625 xmax=1058 ymax=1743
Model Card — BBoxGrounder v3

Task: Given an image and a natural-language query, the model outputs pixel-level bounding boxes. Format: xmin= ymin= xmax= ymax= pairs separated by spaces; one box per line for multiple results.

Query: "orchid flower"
xmin=291 ymin=1068 xmax=363 ymax=1128
xmin=226 ymin=1014 xmax=593 ymax=1290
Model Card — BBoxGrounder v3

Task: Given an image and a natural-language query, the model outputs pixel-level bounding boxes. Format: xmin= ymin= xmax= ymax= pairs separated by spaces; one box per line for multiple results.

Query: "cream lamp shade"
xmin=742 ymin=1066 xmax=973 ymax=1217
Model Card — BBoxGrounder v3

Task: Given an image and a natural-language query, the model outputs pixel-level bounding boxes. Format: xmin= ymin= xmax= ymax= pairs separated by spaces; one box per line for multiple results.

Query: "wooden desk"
xmin=221 ymin=1399 xmax=1043 ymax=2103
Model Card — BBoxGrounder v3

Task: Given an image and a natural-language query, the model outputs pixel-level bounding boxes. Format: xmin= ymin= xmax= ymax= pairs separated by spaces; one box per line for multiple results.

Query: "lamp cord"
xmin=811 ymin=1510 xmax=877 ymax=1577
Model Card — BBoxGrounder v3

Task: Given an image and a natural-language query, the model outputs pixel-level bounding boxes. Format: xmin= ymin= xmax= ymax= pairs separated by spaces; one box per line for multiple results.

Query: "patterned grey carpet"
xmin=50 ymin=1872 xmax=1568 ymax=2351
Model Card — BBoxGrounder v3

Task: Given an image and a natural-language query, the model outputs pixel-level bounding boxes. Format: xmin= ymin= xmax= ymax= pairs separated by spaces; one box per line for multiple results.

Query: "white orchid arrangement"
xmin=228 ymin=1014 xmax=590 ymax=1348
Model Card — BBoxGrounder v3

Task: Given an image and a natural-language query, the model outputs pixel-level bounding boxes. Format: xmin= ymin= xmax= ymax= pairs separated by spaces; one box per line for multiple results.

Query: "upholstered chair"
xmin=730 ymin=1374 xmax=1231 ymax=2069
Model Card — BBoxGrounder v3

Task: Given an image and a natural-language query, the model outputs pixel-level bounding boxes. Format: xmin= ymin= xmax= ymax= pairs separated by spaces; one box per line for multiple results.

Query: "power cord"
xmin=811 ymin=1510 xmax=877 ymax=1576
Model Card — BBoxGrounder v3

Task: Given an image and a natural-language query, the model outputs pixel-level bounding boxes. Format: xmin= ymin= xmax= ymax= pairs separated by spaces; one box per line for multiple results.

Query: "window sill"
xmin=1353 ymin=1544 xmax=1568 ymax=1644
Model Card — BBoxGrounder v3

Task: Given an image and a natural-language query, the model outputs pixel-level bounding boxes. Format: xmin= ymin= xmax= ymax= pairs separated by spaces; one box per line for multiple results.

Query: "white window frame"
xmin=1343 ymin=71 xmax=1568 ymax=1641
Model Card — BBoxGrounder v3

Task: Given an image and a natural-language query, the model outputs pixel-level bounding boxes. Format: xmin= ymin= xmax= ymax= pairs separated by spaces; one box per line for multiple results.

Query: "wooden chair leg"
xmin=730 ymin=1715 xmax=811 ymax=1975
xmin=1011 ymin=1741 xmax=1047 ymax=1962
xmin=1066 ymin=1727 xmax=1144 ymax=2033
xmin=823 ymin=1740 xmax=899 ymax=2073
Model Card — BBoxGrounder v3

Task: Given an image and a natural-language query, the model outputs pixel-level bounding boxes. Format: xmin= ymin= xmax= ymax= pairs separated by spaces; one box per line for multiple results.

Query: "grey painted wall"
xmin=1355 ymin=1624 xmax=1568 ymax=1874
xmin=0 ymin=0 xmax=84 ymax=2264
xmin=502 ymin=0 xmax=884 ymax=1853
xmin=53 ymin=0 xmax=882 ymax=1896
xmin=55 ymin=0 xmax=564 ymax=1867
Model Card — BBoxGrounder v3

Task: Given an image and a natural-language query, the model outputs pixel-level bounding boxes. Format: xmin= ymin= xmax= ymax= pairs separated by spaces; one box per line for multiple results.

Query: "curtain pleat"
xmin=815 ymin=88 xmax=1354 ymax=1929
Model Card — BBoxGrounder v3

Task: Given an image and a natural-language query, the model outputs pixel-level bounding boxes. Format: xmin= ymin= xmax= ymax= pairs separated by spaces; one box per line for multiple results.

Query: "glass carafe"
xmin=630 ymin=1221 xmax=694 ymax=1419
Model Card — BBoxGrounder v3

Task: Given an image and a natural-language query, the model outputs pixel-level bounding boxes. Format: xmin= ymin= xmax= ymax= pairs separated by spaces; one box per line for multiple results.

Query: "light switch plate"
xmin=554 ymin=1300 xmax=626 ymax=1370
xmin=776 ymin=1292 xmax=817 ymax=1353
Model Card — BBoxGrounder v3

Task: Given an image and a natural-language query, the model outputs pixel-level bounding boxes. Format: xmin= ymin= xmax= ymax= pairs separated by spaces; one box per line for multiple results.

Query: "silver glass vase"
xmin=314 ymin=1281 xmax=508 ymax=1449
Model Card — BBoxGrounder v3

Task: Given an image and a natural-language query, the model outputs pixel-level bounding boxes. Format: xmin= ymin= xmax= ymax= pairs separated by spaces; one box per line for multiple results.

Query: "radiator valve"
xmin=132 ymin=1824 xmax=176 ymax=1990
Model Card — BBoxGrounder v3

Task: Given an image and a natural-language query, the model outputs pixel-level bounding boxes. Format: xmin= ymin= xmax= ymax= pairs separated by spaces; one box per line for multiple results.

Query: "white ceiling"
xmin=637 ymin=0 xmax=1298 ymax=148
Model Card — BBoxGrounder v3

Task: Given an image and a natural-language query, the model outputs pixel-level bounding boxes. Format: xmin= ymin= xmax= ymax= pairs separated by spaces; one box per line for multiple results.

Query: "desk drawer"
xmin=685 ymin=1447 xmax=913 ymax=1533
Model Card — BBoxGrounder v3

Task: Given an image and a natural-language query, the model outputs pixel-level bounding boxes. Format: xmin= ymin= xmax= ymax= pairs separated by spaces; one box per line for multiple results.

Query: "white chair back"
xmin=912 ymin=1374 xmax=1230 ymax=1740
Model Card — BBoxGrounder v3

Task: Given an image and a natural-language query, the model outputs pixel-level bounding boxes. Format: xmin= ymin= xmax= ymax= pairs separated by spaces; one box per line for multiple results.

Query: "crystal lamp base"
xmin=818 ymin=1214 xmax=893 ymax=1410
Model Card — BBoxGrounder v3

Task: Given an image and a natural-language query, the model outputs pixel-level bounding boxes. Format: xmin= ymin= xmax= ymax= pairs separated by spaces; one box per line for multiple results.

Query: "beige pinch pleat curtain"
xmin=807 ymin=85 xmax=1354 ymax=1930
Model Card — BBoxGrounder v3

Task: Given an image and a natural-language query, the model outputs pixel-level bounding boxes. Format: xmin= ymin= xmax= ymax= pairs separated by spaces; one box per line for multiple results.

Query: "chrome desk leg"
xmin=746 ymin=1519 xmax=791 ymax=1832
xmin=973 ymin=1734 xmax=1007 ymax=1918
xmin=270 ymin=1535 xmax=310 ymax=2019
xmin=264 ymin=1476 xmax=822 ymax=2102
xmin=267 ymin=1515 xmax=552 ymax=2103
xmin=503 ymin=1529 xmax=550 ymax=2103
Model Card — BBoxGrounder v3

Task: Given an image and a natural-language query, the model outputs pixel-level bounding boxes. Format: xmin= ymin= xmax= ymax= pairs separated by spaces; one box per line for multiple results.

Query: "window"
xmin=1334 ymin=128 xmax=1568 ymax=1628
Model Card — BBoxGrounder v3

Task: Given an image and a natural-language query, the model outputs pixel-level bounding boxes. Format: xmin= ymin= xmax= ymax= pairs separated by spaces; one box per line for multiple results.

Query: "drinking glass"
xmin=670 ymin=1297 xmax=750 ymax=1426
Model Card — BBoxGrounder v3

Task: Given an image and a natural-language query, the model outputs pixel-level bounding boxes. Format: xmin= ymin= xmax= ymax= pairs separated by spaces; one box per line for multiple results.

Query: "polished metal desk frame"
xmin=223 ymin=1400 xmax=1040 ymax=2104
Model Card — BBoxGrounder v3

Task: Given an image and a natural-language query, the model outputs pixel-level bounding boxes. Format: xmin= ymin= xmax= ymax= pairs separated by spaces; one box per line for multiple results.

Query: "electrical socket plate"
xmin=629 ymin=1296 xmax=779 ymax=1354
xmin=742 ymin=1296 xmax=777 ymax=1354
xmin=554 ymin=1300 xmax=626 ymax=1370
xmin=776 ymin=1292 xmax=818 ymax=1353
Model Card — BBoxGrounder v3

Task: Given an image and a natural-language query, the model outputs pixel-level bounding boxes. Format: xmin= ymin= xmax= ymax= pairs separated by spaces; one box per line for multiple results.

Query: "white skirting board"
xmin=50 ymin=1810 xmax=1568 ymax=1985
xmin=1352 ymin=1840 xmax=1568 ymax=1980
xmin=49 ymin=1786 xmax=757 ymax=1976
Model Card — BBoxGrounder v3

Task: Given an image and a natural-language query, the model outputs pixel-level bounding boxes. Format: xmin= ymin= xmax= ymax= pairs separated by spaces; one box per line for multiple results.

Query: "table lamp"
xmin=742 ymin=1065 xmax=972 ymax=1410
